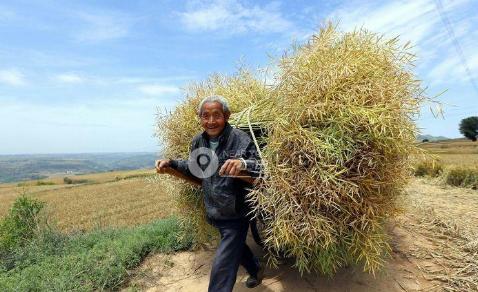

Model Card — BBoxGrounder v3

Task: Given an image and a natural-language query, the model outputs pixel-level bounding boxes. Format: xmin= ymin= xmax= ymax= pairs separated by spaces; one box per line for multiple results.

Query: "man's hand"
xmin=219 ymin=159 xmax=245 ymax=177
xmin=155 ymin=159 xmax=202 ymax=187
xmin=155 ymin=159 xmax=171 ymax=174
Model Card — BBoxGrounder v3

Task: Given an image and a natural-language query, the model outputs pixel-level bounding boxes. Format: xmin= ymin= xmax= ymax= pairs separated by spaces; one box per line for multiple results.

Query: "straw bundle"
xmin=156 ymin=23 xmax=425 ymax=274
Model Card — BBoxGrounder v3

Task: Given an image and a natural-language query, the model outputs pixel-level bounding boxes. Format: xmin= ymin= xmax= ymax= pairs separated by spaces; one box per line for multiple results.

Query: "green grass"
xmin=0 ymin=196 xmax=192 ymax=291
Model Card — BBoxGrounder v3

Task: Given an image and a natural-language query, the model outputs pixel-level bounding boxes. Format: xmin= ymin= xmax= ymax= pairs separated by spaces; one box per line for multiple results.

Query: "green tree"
xmin=459 ymin=116 xmax=478 ymax=141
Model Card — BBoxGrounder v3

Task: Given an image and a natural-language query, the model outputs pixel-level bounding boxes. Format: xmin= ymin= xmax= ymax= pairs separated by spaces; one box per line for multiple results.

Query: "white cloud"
xmin=428 ymin=57 xmax=457 ymax=81
xmin=328 ymin=0 xmax=440 ymax=45
xmin=138 ymin=84 xmax=180 ymax=96
xmin=180 ymin=0 xmax=293 ymax=34
xmin=0 ymin=69 xmax=26 ymax=86
xmin=55 ymin=73 xmax=84 ymax=84
xmin=52 ymin=74 xmax=192 ymax=87
xmin=325 ymin=0 xmax=476 ymax=85
xmin=428 ymin=49 xmax=478 ymax=85
xmin=114 ymin=75 xmax=195 ymax=84
xmin=75 ymin=11 xmax=134 ymax=42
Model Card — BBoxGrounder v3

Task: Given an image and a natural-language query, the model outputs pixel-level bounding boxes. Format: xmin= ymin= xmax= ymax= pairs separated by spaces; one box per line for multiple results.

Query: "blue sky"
xmin=0 ymin=0 xmax=477 ymax=154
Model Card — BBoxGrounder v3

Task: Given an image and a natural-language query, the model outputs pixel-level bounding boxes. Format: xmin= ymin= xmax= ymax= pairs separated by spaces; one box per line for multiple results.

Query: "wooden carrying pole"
xmin=156 ymin=167 xmax=257 ymax=186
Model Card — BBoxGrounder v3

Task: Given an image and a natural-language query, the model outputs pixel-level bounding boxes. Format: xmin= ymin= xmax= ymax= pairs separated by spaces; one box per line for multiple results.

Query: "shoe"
xmin=246 ymin=263 xmax=264 ymax=288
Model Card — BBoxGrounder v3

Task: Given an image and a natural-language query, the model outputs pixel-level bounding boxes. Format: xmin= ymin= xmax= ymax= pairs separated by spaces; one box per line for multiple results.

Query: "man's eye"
xmin=201 ymin=113 xmax=223 ymax=120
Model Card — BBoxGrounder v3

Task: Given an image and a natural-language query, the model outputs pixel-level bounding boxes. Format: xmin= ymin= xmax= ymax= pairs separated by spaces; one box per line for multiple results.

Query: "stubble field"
xmin=419 ymin=138 xmax=478 ymax=166
xmin=0 ymin=169 xmax=173 ymax=232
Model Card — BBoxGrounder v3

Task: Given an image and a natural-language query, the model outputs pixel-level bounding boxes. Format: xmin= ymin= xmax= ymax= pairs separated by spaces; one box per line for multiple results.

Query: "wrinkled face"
xmin=199 ymin=101 xmax=230 ymax=138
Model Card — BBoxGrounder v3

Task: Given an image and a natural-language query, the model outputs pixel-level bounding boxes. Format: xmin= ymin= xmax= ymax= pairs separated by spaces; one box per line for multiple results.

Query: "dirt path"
xmin=126 ymin=179 xmax=477 ymax=291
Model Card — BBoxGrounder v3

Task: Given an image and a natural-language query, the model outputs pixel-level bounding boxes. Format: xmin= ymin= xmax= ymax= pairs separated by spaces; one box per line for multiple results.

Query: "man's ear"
xmin=224 ymin=111 xmax=231 ymax=120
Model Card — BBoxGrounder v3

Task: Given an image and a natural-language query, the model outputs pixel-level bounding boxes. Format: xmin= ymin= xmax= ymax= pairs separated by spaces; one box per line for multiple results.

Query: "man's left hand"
xmin=219 ymin=159 xmax=245 ymax=176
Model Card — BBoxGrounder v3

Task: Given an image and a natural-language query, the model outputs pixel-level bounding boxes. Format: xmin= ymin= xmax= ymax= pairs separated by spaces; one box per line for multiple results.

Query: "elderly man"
xmin=155 ymin=96 xmax=264 ymax=291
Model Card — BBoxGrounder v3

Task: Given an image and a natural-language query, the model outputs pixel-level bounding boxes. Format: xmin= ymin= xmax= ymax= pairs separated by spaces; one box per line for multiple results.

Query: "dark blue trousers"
xmin=208 ymin=218 xmax=260 ymax=292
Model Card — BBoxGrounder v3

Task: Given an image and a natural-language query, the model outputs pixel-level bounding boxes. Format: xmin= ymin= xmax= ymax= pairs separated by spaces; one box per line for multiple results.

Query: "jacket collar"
xmin=201 ymin=122 xmax=233 ymax=145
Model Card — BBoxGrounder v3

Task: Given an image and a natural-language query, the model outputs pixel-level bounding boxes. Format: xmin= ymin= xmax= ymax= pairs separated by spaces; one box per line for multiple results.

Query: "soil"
xmin=125 ymin=178 xmax=477 ymax=291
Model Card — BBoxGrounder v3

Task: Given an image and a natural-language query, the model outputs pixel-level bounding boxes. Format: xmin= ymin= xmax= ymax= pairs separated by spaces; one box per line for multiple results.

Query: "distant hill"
xmin=0 ymin=152 xmax=159 ymax=183
xmin=417 ymin=134 xmax=450 ymax=142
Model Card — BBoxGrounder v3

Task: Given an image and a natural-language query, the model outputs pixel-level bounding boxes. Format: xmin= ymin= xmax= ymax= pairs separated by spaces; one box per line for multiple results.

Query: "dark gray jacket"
xmin=170 ymin=123 xmax=261 ymax=220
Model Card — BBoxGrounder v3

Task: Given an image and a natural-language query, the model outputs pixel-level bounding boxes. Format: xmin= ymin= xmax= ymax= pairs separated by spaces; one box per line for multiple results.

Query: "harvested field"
xmin=0 ymin=169 xmax=171 ymax=232
xmin=419 ymin=138 xmax=478 ymax=167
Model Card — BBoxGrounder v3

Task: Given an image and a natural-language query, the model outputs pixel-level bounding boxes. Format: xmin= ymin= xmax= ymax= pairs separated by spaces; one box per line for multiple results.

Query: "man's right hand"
xmin=155 ymin=159 xmax=171 ymax=174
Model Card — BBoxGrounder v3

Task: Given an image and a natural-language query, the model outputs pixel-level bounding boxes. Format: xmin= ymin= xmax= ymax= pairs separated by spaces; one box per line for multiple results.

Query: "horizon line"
xmin=0 ymin=150 xmax=161 ymax=156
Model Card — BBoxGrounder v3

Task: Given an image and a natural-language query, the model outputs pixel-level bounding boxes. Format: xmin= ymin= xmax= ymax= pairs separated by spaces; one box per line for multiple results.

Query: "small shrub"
xmin=444 ymin=167 xmax=478 ymax=189
xmin=0 ymin=196 xmax=45 ymax=252
xmin=36 ymin=181 xmax=55 ymax=186
xmin=414 ymin=159 xmax=443 ymax=177
xmin=124 ymin=173 xmax=154 ymax=180
xmin=72 ymin=179 xmax=89 ymax=184
xmin=115 ymin=173 xmax=154 ymax=181
xmin=63 ymin=177 xmax=90 ymax=185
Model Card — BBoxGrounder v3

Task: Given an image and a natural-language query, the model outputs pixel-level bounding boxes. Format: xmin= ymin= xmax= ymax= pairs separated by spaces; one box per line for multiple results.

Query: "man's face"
xmin=199 ymin=101 xmax=230 ymax=138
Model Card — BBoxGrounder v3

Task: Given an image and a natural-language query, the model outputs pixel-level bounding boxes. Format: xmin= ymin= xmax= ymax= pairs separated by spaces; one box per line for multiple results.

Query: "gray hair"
xmin=197 ymin=95 xmax=230 ymax=116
